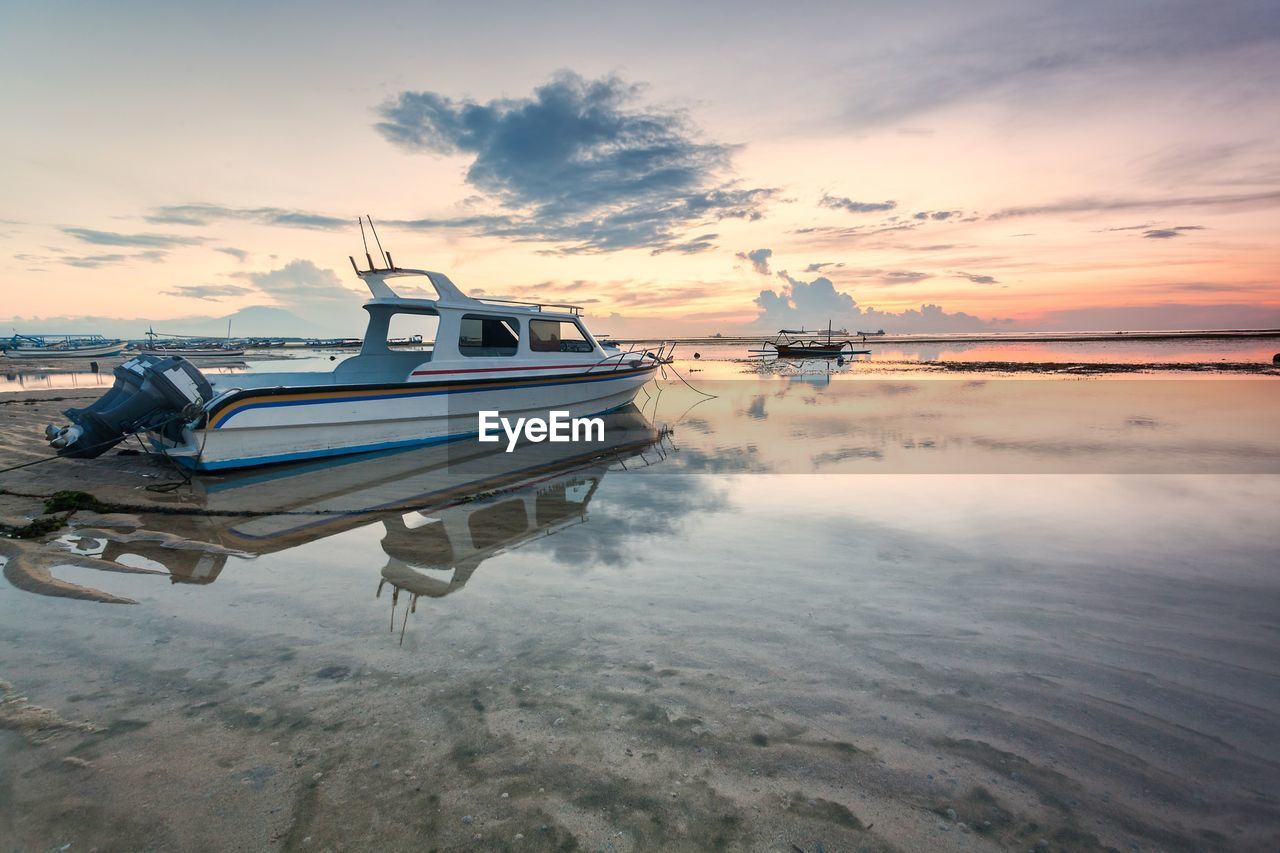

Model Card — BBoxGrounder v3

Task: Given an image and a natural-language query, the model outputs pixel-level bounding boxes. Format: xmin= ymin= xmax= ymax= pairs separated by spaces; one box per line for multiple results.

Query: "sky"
xmin=1 ymin=0 xmax=1278 ymax=337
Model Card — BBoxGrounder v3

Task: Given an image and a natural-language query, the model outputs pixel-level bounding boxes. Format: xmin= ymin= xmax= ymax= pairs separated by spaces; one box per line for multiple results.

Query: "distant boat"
xmin=139 ymin=345 xmax=246 ymax=358
xmin=750 ymin=321 xmax=870 ymax=359
xmin=304 ymin=337 xmax=363 ymax=349
xmin=137 ymin=327 xmax=245 ymax=358
xmin=1 ymin=334 xmax=124 ymax=360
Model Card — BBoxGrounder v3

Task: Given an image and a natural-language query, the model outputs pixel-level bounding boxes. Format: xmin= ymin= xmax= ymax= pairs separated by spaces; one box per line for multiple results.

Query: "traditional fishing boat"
xmin=2 ymin=334 xmax=125 ymax=360
xmin=45 ymin=243 xmax=669 ymax=471
xmin=138 ymin=344 xmax=247 ymax=358
xmin=137 ymin=328 xmax=246 ymax=358
xmin=750 ymin=321 xmax=871 ymax=359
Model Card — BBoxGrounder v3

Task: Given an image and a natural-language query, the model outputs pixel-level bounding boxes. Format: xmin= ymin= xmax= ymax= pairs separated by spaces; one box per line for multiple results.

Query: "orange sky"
xmin=1 ymin=1 xmax=1277 ymax=337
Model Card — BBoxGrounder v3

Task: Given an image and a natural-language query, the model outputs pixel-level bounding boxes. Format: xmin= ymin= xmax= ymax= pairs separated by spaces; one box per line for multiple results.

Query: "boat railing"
xmin=470 ymin=296 xmax=584 ymax=316
xmin=584 ymin=342 xmax=676 ymax=373
xmin=608 ymin=426 xmax=675 ymax=471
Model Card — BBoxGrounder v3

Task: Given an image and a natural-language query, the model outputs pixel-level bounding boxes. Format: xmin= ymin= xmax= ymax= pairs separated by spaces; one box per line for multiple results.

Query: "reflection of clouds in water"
xmin=745 ymin=395 xmax=767 ymax=420
xmin=810 ymin=446 xmax=885 ymax=468
xmin=526 ymin=472 xmax=732 ymax=567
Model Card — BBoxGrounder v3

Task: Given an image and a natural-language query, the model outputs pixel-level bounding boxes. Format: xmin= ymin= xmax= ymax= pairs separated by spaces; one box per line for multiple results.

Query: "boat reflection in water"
xmin=43 ymin=407 xmax=669 ymax=636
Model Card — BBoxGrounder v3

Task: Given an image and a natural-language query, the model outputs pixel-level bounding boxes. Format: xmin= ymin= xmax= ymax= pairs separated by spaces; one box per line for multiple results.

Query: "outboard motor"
xmin=46 ymin=354 xmax=213 ymax=458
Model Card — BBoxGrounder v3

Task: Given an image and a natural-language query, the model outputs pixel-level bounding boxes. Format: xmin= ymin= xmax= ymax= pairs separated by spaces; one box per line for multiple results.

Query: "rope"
xmin=664 ymin=361 xmax=718 ymax=399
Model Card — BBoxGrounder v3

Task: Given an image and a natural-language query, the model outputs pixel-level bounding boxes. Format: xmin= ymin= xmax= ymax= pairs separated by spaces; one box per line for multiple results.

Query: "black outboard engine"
xmin=46 ymin=354 xmax=213 ymax=458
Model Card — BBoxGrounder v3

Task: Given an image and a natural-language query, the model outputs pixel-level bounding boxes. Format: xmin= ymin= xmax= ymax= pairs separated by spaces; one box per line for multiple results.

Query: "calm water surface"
xmin=1 ymin=376 xmax=1278 ymax=851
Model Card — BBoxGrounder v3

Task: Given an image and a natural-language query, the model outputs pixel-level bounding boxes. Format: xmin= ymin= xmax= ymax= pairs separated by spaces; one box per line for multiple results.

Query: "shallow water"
xmin=2 ymin=337 xmax=1277 ymax=394
xmin=1 ymin=377 xmax=1278 ymax=850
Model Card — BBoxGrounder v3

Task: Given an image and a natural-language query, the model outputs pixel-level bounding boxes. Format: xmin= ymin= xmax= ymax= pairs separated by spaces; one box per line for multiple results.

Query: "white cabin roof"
xmin=356 ymin=266 xmax=584 ymax=319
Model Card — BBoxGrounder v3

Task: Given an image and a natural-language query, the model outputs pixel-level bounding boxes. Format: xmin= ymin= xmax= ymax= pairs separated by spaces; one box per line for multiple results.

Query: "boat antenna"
xmin=366 ymin=215 xmax=390 ymax=269
xmin=357 ymin=217 xmax=375 ymax=271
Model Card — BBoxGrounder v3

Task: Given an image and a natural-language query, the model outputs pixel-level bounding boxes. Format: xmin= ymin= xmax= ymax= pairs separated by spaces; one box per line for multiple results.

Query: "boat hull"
xmin=772 ymin=344 xmax=870 ymax=358
xmin=164 ymin=365 xmax=658 ymax=471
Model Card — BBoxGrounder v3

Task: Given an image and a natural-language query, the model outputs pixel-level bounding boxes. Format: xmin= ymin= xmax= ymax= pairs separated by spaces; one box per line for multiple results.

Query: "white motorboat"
xmin=22 ymin=407 xmax=668 ymax=607
xmin=46 ymin=251 xmax=668 ymax=471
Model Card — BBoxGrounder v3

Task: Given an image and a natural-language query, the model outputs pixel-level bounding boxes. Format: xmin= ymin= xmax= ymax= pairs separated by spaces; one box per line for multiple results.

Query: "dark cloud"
xmin=161 ymin=284 xmax=255 ymax=301
xmin=954 ymin=270 xmax=999 ymax=284
xmin=819 ymin=194 xmax=897 ymax=214
xmin=216 ymin=247 xmax=249 ymax=262
xmin=989 ymin=190 xmax=1280 ymax=220
xmin=650 ymin=233 xmax=719 ymax=255
xmin=1143 ymin=225 xmax=1206 ymax=239
xmin=913 ymin=210 xmax=961 ymax=221
xmin=374 ymin=71 xmax=775 ymax=253
xmin=804 ymin=262 xmax=845 ymax=273
xmin=147 ymin=204 xmax=348 ymax=229
xmin=755 ymin=271 xmax=1001 ymax=332
xmin=736 ymin=247 xmax=773 ymax=275
xmin=63 ymin=227 xmax=204 ymax=248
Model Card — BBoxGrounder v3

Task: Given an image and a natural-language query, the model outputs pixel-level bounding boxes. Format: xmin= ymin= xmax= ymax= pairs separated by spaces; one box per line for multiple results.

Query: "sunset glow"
xmin=2 ymin=1 xmax=1277 ymax=337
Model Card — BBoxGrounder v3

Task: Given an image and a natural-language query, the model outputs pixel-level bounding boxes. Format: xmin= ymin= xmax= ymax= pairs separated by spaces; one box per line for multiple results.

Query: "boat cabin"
xmin=207 ymin=267 xmax=604 ymax=393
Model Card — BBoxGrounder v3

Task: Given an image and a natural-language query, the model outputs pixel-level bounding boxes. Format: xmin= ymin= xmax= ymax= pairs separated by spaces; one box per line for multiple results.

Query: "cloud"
xmin=1036 ymin=302 xmax=1280 ymax=332
xmin=232 ymin=259 xmax=362 ymax=304
xmin=840 ymin=1 xmax=1280 ymax=127
xmin=913 ymin=210 xmax=961 ymax=221
xmin=1142 ymin=225 xmax=1206 ymax=239
xmin=819 ymin=194 xmax=897 ymax=214
xmin=216 ymin=247 xmax=249 ymax=261
xmin=841 ymin=267 xmax=933 ymax=285
xmin=147 ymin=204 xmax=349 ymax=229
xmin=954 ymin=270 xmax=999 ymax=284
xmin=755 ymin=271 xmax=1002 ymax=332
xmin=60 ymin=250 xmax=167 ymax=268
xmin=880 ymin=270 xmax=932 ymax=284
xmin=736 ymin=247 xmax=773 ymax=275
xmin=63 ymin=227 xmax=204 ymax=248
xmin=374 ymin=71 xmax=775 ymax=253
xmin=161 ymin=284 xmax=255 ymax=301
xmin=804 ymin=262 xmax=845 ymax=273
xmin=651 ymin=233 xmax=718 ymax=255
xmin=989 ymin=190 xmax=1280 ymax=220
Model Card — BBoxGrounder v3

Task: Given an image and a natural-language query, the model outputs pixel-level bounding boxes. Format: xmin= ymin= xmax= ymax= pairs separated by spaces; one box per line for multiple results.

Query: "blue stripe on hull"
xmin=213 ymin=366 xmax=657 ymax=427
xmin=179 ymin=399 xmax=638 ymax=472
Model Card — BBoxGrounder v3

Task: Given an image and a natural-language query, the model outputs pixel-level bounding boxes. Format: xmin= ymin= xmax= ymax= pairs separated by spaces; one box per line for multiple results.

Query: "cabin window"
xmin=529 ymin=319 xmax=593 ymax=353
xmin=458 ymin=314 xmax=520 ymax=357
xmin=386 ymin=313 xmax=438 ymax=350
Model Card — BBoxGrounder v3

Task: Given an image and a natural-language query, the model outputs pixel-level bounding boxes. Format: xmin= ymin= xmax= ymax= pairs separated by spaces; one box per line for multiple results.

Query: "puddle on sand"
xmin=1 ymin=382 xmax=1279 ymax=850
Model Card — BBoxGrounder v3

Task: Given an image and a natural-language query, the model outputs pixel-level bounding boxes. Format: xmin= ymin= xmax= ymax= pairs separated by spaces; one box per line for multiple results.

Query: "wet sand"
xmin=2 ymin=376 xmax=1279 ymax=851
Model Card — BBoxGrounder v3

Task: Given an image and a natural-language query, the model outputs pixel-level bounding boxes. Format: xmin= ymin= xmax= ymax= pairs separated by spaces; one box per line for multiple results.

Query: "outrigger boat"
xmin=45 ymin=227 xmax=670 ymax=471
xmin=750 ymin=321 xmax=871 ymax=359
xmin=137 ymin=327 xmax=246 ymax=358
xmin=2 ymin=333 xmax=125 ymax=360
xmin=139 ymin=344 xmax=247 ymax=358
